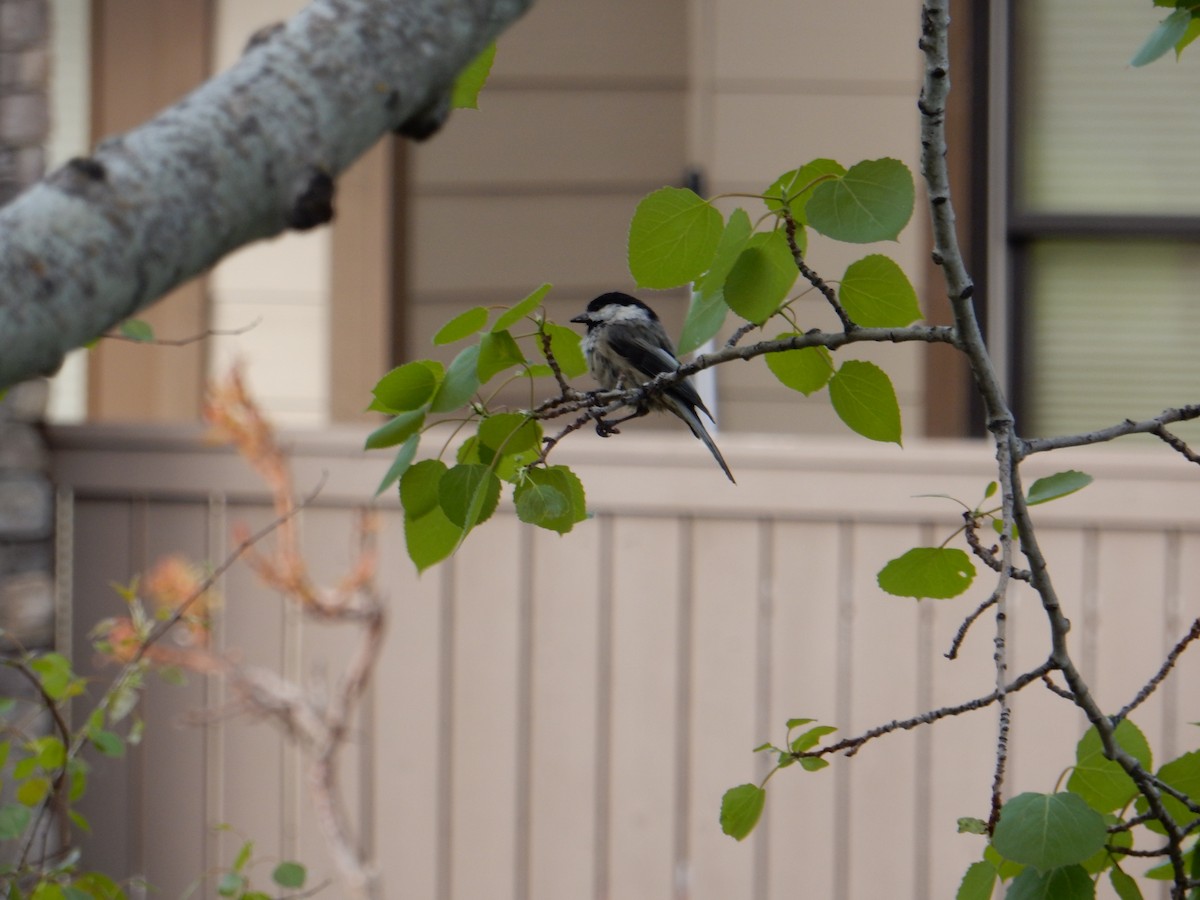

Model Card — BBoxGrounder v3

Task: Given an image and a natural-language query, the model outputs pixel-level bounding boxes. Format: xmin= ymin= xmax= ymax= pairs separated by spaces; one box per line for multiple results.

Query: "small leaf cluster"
xmin=719 ymin=717 xmax=838 ymax=841
xmin=367 ymin=284 xmax=589 ymax=571
xmin=628 ymin=157 xmax=917 ymax=445
xmin=0 ymin=645 xmax=138 ymax=898
xmin=877 ymin=470 xmax=1093 ymax=601
xmin=1132 ymin=2 xmax=1200 ymax=66
xmin=200 ymin=827 xmax=307 ymax=900
xmin=957 ymin=719 xmax=1200 ymax=900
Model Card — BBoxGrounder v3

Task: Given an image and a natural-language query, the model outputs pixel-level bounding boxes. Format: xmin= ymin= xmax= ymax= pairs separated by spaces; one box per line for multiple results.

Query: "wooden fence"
xmin=49 ymin=425 xmax=1200 ymax=899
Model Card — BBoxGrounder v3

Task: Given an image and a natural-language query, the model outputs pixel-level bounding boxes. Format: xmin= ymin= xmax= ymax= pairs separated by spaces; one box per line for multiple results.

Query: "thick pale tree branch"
xmin=0 ymin=0 xmax=534 ymax=390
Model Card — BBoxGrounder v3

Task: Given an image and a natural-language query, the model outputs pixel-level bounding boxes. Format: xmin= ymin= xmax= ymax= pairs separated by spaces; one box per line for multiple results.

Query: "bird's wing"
xmin=606 ymin=322 xmax=711 ymax=416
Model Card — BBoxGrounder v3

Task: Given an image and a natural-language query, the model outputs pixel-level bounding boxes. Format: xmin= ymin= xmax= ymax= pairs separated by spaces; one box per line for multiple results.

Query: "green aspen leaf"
xmin=31 ymin=735 xmax=65 ymax=769
xmin=1109 ymin=867 xmax=1143 ymax=900
xmin=724 ymin=230 xmax=798 ymax=324
xmin=433 ymin=306 xmax=489 ymax=344
xmin=30 ymin=653 xmax=80 ymax=701
xmin=451 ymin=42 xmax=496 ymax=109
xmin=956 ymin=860 xmax=997 ymax=900
xmin=30 ymin=884 xmax=66 ymax=900
xmin=678 ymin=289 xmax=730 ymax=356
xmin=404 ymin=504 xmax=462 ymax=572
xmin=807 ymin=158 xmax=914 ymax=243
xmin=17 ymin=776 xmax=50 ymax=806
xmin=514 ymin=466 xmax=587 ymax=534
xmin=1067 ymin=719 xmax=1151 ymax=814
xmin=493 ymin=283 xmax=552 ymax=333
xmin=232 ymin=839 xmax=254 ymax=872
xmin=764 ymin=159 xmax=846 ymax=225
xmin=372 ymin=360 xmax=443 ymax=412
xmin=765 ymin=334 xmax=833 ymax=395
xmin=829 ymin=359 xmax=902 ymax=444
xmin=520 ymin=364 xmax=555 ymax=379
xmin=217 ymin=871 xmax=246 ymax=897
xmin=1025 ymin=470 xmax=1092 ymax=506
xmin=68 ymin=809 xmax=91 ymax=834
xmin=118 ymin=319 xmax=155 ymax=342
xmin=88 ymin=729 xmax=125 ymax=758
xmin=958 ymin=817 xmax=989 ymax=835
xmin=438 ymin=464 xmax=501 ymax=530
xmin=430 ymin=343 xmax=482 ymax=413
xmin=785 ymin=717 xmax=815 ymax=730
xmin=373 ymin=437 xmax=418 ymax=497
xmin=1135 ymin=748 xmax=1200 ymax=835
xmin=719 ymin=783 xmax=766 ymax=841
xmin=477 ymin=414 xmax=543 ymax=480
xmin=478 ymin=413 xmax=542 ymax=458
xmin=0 ymin=802 xmax=29 ymax=839
xmin=877 ymin=547 xmax=976 ymax=599
xmin=1004 ymin=865 xmax=1094 ymax=900
xmin=1131 ymin=7 xmax=1192 ymax=66
xmin=272 ymin=861 xmax=307 ymax=889
xmin=542 ymin=322 xmax=588 ymax=378
xmin=790 ymin=725 xmax=837 ymax=753
xmin=797 ymin=756 xmax=829 ymax=772
xmin=992 ymin=792 xmax=1107 ymax=872
xmin=364 ymin=409 xmax=425 ymax=450
xmin=1081 ymin=817 xmax=1131 ymax=875
xmin=400 ymin=459 xmax=447 ymax=518
xmin=514 ymin=481 xmax=568 ymax=526
xmin=985 ymin=844 xmax=1025 ymax=881
xmin=695 ymin=207 xmax=754 ymax=298
xmin=839 ymin=254 xmax=922 ymax=326
xmin=1176 ymin=17 xmax=1200 ymax=56
xmin=477 ymin=330 xmax=526 ymax=382
xmin=628 ymin=186 xmax=723 ymax=289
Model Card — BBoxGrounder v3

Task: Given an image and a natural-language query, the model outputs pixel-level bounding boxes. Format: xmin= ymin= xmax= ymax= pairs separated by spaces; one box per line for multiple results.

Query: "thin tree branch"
xmin=1113 ymin=618 xmax=1200 ymax=726
xmin=779 ymin=208 xmax=856 ymax=331
xmin=1019 ymin=403 xmax=1200 ymax=457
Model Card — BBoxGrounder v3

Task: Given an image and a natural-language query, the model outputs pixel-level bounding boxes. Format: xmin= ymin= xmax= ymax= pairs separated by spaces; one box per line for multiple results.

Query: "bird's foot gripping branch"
xmin=367 ymin=154 xmax=954 ymax=570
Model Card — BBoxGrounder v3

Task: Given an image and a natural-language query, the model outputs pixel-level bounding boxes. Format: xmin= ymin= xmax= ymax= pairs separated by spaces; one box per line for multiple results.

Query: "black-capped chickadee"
xmin=571 ymin=292 xmax=735 ymax=483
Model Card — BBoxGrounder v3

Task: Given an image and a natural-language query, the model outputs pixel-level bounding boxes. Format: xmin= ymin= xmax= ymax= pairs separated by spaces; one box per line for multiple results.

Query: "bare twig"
xmin=795 ymin=660 xmax=1055 ymax=760
xmin=1152 ymin=424 xmax=1200 ymax=467
xmin=1019 ymin=403 xmax=1200 ymax=458
xmin=1113 ymin=618 xmax=1200 ymax=725
xmin=105 ymin=317 xmax=262 ymax=347
xmin=944 ymin=593 xmax=998 ymax=660
xmin=779 ymin=208 xmax=855 ymax=331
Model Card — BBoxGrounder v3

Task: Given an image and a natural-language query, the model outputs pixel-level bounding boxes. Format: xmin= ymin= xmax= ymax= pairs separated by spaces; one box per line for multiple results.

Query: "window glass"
xmin=1016 ymin=0 xmax=1200 ymax=215
xmin=1026 ymin=240 xmax=1200 ymax=443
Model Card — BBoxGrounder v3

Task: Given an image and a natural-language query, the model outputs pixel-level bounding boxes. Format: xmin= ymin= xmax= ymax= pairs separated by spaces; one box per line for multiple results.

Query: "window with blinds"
xmin=1012 ymin=0 xmax=1200 ymax=442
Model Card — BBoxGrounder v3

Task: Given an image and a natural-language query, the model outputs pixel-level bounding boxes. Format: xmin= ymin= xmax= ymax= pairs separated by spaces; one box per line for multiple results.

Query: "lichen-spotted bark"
xmin=0 ymin=0 xmax=533 ymax=390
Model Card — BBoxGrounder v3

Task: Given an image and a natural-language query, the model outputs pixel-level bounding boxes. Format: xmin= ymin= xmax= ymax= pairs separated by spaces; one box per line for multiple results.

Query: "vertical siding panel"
xmin=843 ymin=522 xmax=921 ymax=900
xmin=1093 ymin=530 xmax=1170 ymax=743
xmin=607 ymin=516 xmax=682 ymax=900
xmin=1166 ymin=533 xmax=1200 ymax=760
xmin=687 ymin=518 xmax=760 ymax=900
xmin=134 ymin=500 xmax=212 ymax=896
xmin=373 ymin=507 xmax=444 ymax=898
xmin=526 ymin=522 xmax=603 ymax=900
xmin=292 ymin=505 xmax=370 ymax=877
xmin=448 ymin=514 xmax=523 ymax=900
xmin=764 ymin=520 xmax=844 ymax=900
xmin=71 ymin=499 xmax=136 ymax=879
xmin=1005 ymin=528 xmax=1087 ymax=794
xmin=926 ymin=562 xmax=1002 ymax=898
xmin=212 ymin=502 xmax=288 ymax=879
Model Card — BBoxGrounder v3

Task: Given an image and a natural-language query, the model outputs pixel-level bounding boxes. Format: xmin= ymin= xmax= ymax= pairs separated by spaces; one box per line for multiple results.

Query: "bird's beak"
xmin=570 ymin=313 xmax=590 ymax=325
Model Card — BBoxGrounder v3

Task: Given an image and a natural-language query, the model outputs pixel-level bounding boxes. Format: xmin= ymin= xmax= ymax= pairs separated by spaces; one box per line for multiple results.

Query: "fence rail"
xmin=49 ymin=424 xmax=1200 ymax=899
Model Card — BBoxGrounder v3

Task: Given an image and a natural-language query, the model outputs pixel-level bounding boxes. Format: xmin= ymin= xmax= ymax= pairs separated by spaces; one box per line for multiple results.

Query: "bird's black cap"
xmin=580 ymin=292 xmax=659 ymax=319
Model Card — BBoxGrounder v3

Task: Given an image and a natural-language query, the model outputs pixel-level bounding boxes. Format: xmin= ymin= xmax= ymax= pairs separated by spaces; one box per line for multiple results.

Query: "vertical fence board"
xmin=764 ymin=520 xmax=844 ymax=899
xmin=71 ymin=499 xmax=137 ymax=880
xmin=607 ymin=516 xmax=683 ymax=900
xmin=134 ymin=501 xmax=212 ymax=896
xmin=687 ymin=518 xmax=761 ymax=900
xmin=527 ymin=521 xmax=603 ymax=900
xmin=843 ymin=522 xmax=922 ymax=900
xmin=373 ymin=507 xmax=444 ymax=898
xmin=448 ymin=514 xmax=523 ymax=900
